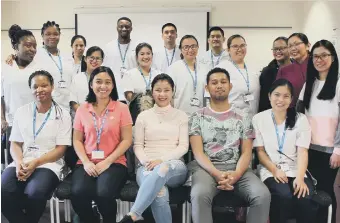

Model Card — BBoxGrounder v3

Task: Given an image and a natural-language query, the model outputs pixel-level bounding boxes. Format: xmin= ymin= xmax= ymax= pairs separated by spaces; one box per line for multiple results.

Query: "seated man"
xmin=188 ymin=67 xmax=271 ymax=223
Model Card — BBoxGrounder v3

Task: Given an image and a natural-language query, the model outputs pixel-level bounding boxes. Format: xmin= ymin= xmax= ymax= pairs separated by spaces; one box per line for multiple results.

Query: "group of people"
xmin=1 ymin=15 xmax=339 ymax=223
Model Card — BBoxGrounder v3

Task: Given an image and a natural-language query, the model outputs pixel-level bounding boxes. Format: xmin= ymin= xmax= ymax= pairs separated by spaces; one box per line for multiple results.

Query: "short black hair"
xmin=162 ymin=23 xmax=177 ymax=33
xmin=135 ymin=42 xmax=153 ymax=58
xmin=8 ymin=24 xmax=34 ymax=50
xmin=273 ymin=36 xmax=288 ymax=44
xmin=288 ymin=33 xmax=309 ymax=45
xmin=208 ymin=26 xmax=224 ymax=38
xmin=179 ymin=35 xmax=199 ymax=59
xmin=227 ymin=34 xmax=246 ymax=49
xmin=86 ymin=66 xmax=118 ymax=103
xmin=41 ymin=21 xmax=61 ymax=36
xmin=29 ymin=70 xmax=54 ymax=88
xmin=86 ymin=46 xmax=105 ymax=59
xmin=151 ymin=73 xmax=175 ymax=92
xmin=206 ymin=67 xmax=230 ymax=84
xmin=117 ymin=17 xmax=132 ymax=25
xmin=71 ymin=35 xmax=87 ymax=47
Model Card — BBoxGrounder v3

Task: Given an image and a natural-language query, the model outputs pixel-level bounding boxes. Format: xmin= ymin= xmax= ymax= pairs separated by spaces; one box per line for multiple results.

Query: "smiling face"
xmin=288 ymin=36 xmax=309 ymax=62
xmin=206 ymin=72 xmax=232 ymax=102
xmin=272 ymin=39 xmax=289 ymax=63
xmin=86 ymin=50 xmax=103 ymax=72
xmin=228 ymin=37 xmax=247 ymax=62
xmin=90 ymin=72 xmax=114 ymax=100
xmin=42 ymin=26 xmax=60 ymax=48
xmin=312 ymin=46 xmax=333 ymax=74
xmin=181 ymin=38 xmax=199 ymax=61
xmin=31 ymin=75 xmax=54 ymax=103
xmin=208 ymin=30 xmax=225 ymax=50
xmin=152 ymin=80 xmax=173 ymax=107
xmin=117 ymin=19 xmax=132 ymax=39
xmin=72 ymin=38 xmax=85 ymax=58
xmin=269 ymin=85 xmax=292 ymax=113
xmin=16 ymin=36 xmax=37 ymax=63
xmin=137 ymin=46 xmax=153 ymax=68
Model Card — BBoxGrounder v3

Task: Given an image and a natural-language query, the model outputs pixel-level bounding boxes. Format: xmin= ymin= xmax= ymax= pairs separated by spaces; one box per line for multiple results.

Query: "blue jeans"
xmin=130 ymin=160 xmax=188 ymax=223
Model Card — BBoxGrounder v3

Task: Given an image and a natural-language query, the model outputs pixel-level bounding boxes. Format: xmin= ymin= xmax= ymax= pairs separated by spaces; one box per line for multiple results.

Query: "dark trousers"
xmin=71 ymin=163 xmax=128 ymax=223
xmin=1 ymin=167 xmax=59 ymax=223
xmin=264 ymin=177 xmax=318 ymax=223
xmin=309 ymin=149 xmax=339 ymax=223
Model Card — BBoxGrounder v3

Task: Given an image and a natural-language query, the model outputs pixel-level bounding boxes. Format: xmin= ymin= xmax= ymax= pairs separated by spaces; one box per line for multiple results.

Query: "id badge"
xmin=190 ymin=97 xmax=200 ymax=107
xmin=27 ymin=144 xmax=40 ymax=158
xmin=92 ymin=150 xmax=105 ymax=159
xmin=120 ymin=67 xmax=127 ymax=78
xmin=58 ymin=80 xmax=66 ymax=88
xmin=243 ymin=93 xmax=254 ymax=102
xmin=277 ymin=163 xmax=290 ymax=172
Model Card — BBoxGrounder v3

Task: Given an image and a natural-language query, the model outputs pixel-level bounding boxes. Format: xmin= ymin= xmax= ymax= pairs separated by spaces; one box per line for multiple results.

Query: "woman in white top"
xmin=216 ymin=34 xmax=260 ymax=116
xmin=253 ymin=79 xmax=317 ymax=223
xmin=68 ymin=35 xmax=87 ymax=74
xmin=1 ymin=25 xmax=39 ymax=165
xmin=123 ymin=42 xmax=161 ymax=102
xmin=167 ymin=35 xmax=209 ymax=116
xmin=1 ymin=70 xmax=72 ymax=223
xmin=70 ymin=46 xmax=104 ymax=112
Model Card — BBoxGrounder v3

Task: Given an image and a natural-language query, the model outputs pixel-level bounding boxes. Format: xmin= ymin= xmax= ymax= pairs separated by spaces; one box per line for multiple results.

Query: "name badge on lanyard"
xmin=45 ymin=48 xmax=65 ymax=88
xmin=118 ymin=41 xmax=130 ymax=78
xmin=211 ymin=50 xmax=223 ymax=68
xmin=232 ymin=61 xmax=253 ymax=102
xmin=184 ymin=60 xmax=201 ymax=107
xmin=139 ymin=67 xmax=152 ymax=91
xmin=91 ymin=109 xmax=109 ymax=159
xmin=165 ymin=46 xmax=176 ymax=67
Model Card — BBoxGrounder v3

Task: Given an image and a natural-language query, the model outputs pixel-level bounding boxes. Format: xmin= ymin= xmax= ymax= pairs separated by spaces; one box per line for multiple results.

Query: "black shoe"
xmin=118 ymin=215 xmax=134 ymax=223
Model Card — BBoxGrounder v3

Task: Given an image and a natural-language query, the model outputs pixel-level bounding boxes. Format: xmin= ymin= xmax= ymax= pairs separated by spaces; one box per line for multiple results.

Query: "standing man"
xmin=153 ymin=23 xmax=181 ymax=72
xmin=103 ymin=17 xmax=137 ymax=102
xmin=258 ymin=36 xmax=291 ymax=112
xmin=200 ymin=26 xmax=229 ymax=70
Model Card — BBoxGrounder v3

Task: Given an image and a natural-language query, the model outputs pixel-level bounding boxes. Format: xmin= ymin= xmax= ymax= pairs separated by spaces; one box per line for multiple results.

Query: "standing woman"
xmin=35 ymin=21 xmax=74 ymax=111
xmin=71 ymin=66 xmax=132 ymax=223
xmin=167 ymin=35 xmax=209 ymax=116
xmin=1 ymin=25 xmax=39 ymax=165
xmin=253 ymin=79 xmax=317 ymax=223
xmin=216 ymin=34 xmax=260 ymax=116
xmin=297 ymin=40 xmax=340 ymax=223
xmin=119 ymin=74 xmax=188 ymax=223
xmin=69 ymin=35 xmax=87 ymax=74
xmin=276 ymin=33 xmax=310 ymax=107
xmin=70 ymin=46 xmax=104 ymax=112
xmin=123 ymin=42 xmax=161 ymax=102
xmin=1 ymin=70 xmax=72 ymax=223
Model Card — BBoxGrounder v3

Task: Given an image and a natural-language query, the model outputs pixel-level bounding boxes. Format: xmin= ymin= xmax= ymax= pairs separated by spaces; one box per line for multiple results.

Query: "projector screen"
xmin=76 ymin=7 xmax=210 ymax=55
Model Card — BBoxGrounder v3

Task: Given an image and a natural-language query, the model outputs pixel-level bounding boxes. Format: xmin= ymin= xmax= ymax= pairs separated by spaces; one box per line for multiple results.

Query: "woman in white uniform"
xmin=216 ymin=34 xmax=260 ymax=116
xmin=167 ymin=35 xmax=209 ymax=116
xmin=123 ymin=42 xmax=161 ymax=102
xmin=68 ymin=35 xmax=87 ymax=74
xmin=253 ymin=79 xmax=317 ymax=223
xmin=70 ymin=46 xmax=104 ymax=112
xmin=1 ymin=70 xmax=72 ymax=223
xmin=1 ymin=25 xmax=40 ymax=165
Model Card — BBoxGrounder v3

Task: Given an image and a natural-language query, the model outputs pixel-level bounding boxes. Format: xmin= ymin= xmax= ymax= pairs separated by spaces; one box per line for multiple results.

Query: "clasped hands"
xmin=214 ymin=170 xmax=240 ymax=191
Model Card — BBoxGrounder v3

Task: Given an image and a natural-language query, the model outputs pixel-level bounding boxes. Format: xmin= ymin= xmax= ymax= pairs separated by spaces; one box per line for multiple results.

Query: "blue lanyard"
xmin=138 ymin=67 xmax=152 ymax=90
xmin=33 ymin=103 xmax=52 ymax=142
xmin=45 ymin=47 xmax=63 ymax=78
xmin=232 ymin=61 xmax=250 ymax=93
xmin=165 ymin=46 xmax=176 ymax=66
xmin=271 ymin=111 xmax=286 ymax=153
xmin=91 ymin=109 xmax=109 ymax=150
xmin=211 ymin=50 xmax=223 ymax=67
xmin=117 ymin=41 xmax=130 ymax=67
xmin=183 ymin=60 xmax=198 ymax=94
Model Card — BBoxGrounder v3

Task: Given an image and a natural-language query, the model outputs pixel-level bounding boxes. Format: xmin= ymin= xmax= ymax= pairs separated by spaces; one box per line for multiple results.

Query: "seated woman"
xmin=71 ymin=66 xmax=133 ymax=223
xmin=119 ymin=74 xmax=189 ymax=223
xmin=252 ymin=79 xmax=318 ymax=223
xmin=1 ymin=70 xmax=72 ymax=223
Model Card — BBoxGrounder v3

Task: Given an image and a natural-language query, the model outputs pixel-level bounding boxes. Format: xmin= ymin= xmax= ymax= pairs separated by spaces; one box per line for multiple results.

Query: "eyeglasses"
xmin=182 ymin=44 xmax=198 ymax=51
xmin=272 ymin=47 xmax=288 ymax=52
xmin=288 ymin=42 xmax=304 ymax=49
xmin=230 ymin=44 xmax=247 ymax=50
xmin=88 ymin=56 xmax=103 ymax=62
xmin=312 ymin=53 xmax=332 ymax=61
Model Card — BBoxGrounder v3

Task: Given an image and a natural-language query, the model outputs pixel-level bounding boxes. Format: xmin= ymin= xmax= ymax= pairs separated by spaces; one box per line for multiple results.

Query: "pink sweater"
xmin=133 ymin=104 xmax=189 ymax=164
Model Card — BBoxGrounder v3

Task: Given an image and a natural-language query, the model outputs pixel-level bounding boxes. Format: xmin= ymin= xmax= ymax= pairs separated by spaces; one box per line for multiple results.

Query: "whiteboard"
xmin=221 ymin=27 xmax=293 ymax=74
xmin=77 ymin=9 xmax=209 ymax=55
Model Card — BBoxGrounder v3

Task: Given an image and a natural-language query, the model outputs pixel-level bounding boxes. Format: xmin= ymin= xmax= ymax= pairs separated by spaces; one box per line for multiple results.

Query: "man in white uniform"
xmin=103 ymin=17 xmax=137 ymax=102
xmin=153 ymin=23 xmax=181 ymax=72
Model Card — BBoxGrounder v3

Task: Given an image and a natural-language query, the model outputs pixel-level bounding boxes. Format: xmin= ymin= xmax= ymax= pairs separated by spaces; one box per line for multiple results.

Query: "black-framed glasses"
xmin=88 ymin=56 xmax=103 ymax=62
xmin=230 ymin=44 xmax=247 ymax=50
xmin=312 ymin=54 xmax=332 ymax=61
xmin=272 ymin=47 xmax=288 ymax=52
xmin=182 ymin=44 xmax=198 ymax=51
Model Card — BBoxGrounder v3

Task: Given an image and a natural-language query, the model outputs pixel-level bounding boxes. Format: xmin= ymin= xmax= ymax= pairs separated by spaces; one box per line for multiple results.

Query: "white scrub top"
xmin=152 ymin=46 xmax=181 ymax=73
xmin=70 ymin=72 xmax=89 ymax=105
xmin=167 ymin=60 xmax=209 ymax=116
xmin=103 ymin=40 xmax=138 ymax=101
xmin=1 ymin=61 xmax=41 ymax=126
xmin=8 ymin=102 xmax=72 ymax=179
xmin=199 ymin=50 xmax=230 ymax=70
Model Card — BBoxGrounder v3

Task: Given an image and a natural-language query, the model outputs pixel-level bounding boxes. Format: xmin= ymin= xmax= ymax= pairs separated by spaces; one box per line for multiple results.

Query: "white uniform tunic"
xmin=70 ymin=72 xmax=89 ymax=105
xmin=152 ymin=47 xmax=181 ymax=73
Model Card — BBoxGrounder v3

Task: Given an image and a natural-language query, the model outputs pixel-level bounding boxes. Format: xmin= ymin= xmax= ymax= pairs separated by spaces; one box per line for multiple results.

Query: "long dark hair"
xmin=71 ymin=35 xmax=87 ymax=72
xmin=303 ymin=40 xmax=339 ymax=110
xmin=28 ymin=70 xmax=63 ymax=119
xmin=269 ymin=79 xmax=298 ymax=129
xmin=86 ymin=66 xmax=118 ymax=103
xmin=179 ymin=35 xmax=199 ymax=59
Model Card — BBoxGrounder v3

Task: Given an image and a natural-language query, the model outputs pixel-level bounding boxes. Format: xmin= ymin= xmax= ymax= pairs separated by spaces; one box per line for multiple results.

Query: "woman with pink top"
xmin=119 ymin=73 xmax=189 ymax=223
xmin=297 ymin=40 xmax=340 ymax=223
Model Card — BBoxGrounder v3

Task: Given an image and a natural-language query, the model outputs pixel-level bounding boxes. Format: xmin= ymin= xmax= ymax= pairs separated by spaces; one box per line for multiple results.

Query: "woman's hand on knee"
xmin=146 ymin=159 xmax=162 ymax=171
xmin=273 ymin=168 xmax=288 ymax=184
xmin=15 ymin=160 xmax=26 ymax=181
xmin=84 ymin=161 xmax=99 ymax=177
xmin=21 ymin=159 xmax=39 ymax=180
xmin=95 ymin=160 xmax=111 ymax=175
xmin=293 ymin=177 xmax=309 ymax=199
